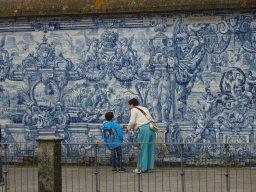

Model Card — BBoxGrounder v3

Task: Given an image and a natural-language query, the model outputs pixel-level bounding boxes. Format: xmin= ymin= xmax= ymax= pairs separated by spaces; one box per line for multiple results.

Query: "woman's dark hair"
xmin=128 ymin=98 xmax=139 ymax=106
xmin=105 ymin=112 xmax=114 ymax=121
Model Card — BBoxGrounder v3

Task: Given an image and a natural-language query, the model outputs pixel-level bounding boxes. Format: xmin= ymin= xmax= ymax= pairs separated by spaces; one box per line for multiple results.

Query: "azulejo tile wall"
xmin=0 ymin=11 xmax=256 ymax=152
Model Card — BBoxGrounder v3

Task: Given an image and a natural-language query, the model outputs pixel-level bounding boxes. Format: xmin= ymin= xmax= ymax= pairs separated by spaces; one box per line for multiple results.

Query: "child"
xmin=103 ymin=112 xmax=126 ymax=173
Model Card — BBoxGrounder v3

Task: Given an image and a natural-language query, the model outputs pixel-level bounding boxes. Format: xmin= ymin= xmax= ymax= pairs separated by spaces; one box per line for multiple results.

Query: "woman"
xmin=126 ymin=98 xmax=155 ymax=173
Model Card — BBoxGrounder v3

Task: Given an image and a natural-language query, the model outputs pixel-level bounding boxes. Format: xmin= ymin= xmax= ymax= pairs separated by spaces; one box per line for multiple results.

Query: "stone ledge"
xmin=35 ymin=137 xmax=64 ymax=141
xmin=0 ymin=0 xmax=256 ymax=18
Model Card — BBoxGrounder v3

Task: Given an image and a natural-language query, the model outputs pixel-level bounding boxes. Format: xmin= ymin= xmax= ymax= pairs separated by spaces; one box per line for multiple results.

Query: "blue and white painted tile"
xmin=0 ymin=11 xmax=256 ymax=157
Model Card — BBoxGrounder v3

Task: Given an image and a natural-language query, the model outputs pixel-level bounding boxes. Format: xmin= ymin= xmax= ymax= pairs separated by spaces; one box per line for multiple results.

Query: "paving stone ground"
xmin=2 ymin=165 xmax=256 ymax=192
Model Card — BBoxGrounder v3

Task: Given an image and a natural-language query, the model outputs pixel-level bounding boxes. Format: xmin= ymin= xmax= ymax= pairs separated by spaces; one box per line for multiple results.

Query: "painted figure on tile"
xmin=158 ymin=72 xmax=171 ymax=122
xmin=80 ymin=35 xmax=107 ymax=81
xmin=193 ymin=112 xmax=211 ymax=143
xmin=55 ymin=47 xmax=74 ymax=70
xmin=113 ymin=97 xmax=124 ymax=123
xmin=120 ymin=36 xmax=136 ymax=65
xmin=220 ymin=68 xmax=251 ymax=107
xmin=35 ymin=36 xmax=56 ymax=69
xmin=148 ymin=40 xmax=155 ymax=65
xmin=244 ymin=70 xmax=256 ymax=101
xmin=0 ymin=35 xmax=11 ymax=80
xmin=174 ymin=23 xmax=206 ymax=119
xmin=20 ymin=33 xmax=38 ymax=53
xmin=54 ymin=102 xmax=67 ymax=125
xmin=112 ymin=35 xmax=138 ymax=81
xmin=149 ymin=70 xmax=162 ymax=122
xmin=93 ymin=86 xmax=108 ymax=109
xmin=220 ymin=15 xmax=248 ymax=46
xmin=82 ymin=37 xmax=101 ymax=64
xmin=227 ymin=49 xmax=242 ymax=68
xmin=59 ymin=33 xmax=74 ymax=58
xmin=198 ymin=86 xmax=216 ymax=117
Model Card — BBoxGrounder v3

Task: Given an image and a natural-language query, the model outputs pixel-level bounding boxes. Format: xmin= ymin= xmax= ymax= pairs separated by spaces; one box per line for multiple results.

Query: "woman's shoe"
xmin=133 ymin=168 xmax=140 ymax=173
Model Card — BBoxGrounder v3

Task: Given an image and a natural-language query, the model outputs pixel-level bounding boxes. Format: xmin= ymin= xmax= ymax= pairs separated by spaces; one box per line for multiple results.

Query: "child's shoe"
xmin=118 ymin=167 xmax=126 ymax=172
xmin=112 ymin=168 xmax=117 ymax=172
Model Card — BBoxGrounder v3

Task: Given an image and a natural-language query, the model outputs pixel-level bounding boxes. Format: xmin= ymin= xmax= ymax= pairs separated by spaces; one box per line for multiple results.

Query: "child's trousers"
xmin=111 ymin=146 xmax=122 ymax=168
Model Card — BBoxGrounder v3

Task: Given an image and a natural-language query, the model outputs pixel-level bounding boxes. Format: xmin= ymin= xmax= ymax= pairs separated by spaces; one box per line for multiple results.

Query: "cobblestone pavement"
xmin=3 ymin=165 xmax=256 ymax=192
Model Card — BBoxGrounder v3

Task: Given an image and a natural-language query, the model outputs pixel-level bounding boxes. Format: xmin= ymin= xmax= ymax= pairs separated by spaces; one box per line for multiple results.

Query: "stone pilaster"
xmin=35 ymin=137 xmax=63 ymax=192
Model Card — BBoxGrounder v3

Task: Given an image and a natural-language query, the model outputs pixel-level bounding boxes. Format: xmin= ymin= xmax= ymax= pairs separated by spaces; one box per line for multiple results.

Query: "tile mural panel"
xmin=0 ymin=11 xmax=256 ymax=156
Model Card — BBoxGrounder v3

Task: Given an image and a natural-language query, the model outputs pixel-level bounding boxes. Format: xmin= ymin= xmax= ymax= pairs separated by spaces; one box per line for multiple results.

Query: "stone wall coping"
xmin=0 ymin=0 xmax=256 ymax=18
